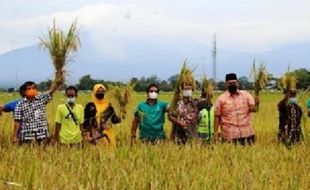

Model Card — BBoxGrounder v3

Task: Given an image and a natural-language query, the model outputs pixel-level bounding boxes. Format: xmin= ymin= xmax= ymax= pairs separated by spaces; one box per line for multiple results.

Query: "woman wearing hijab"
xmin=83 ymin=84 xmax=121 ymax=148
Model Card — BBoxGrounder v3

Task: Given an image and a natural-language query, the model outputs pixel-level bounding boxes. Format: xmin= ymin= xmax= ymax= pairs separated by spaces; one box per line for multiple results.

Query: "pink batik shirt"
xmin=215 ymin=90 xmax=255 ymax=140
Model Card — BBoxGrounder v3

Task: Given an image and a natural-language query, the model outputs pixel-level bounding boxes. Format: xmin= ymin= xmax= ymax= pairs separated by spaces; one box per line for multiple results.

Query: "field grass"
xmin=0 ymin=91 xmax=309 ymax=190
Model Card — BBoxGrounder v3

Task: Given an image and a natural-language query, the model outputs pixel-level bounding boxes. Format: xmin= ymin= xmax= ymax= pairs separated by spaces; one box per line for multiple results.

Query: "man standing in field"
xmin=169 ymin=84 xmax=198 ymax=144
xmin=54 ymin=86 xmax=84 ymax=145
xmin=13 ymin=81 xmax=57 ymax=145
xmin=214 ymin=73 xmax=259 ymax=145
xmin=131 ymin=84 xmax=169 ymax=144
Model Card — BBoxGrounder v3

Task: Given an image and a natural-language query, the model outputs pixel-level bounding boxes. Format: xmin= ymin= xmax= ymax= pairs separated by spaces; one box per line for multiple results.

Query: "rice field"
xmin=0 ymin=91 xmax=309 ymax=190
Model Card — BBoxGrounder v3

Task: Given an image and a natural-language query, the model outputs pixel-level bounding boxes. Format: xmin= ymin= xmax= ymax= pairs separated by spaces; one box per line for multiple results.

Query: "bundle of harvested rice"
xmin=278 ymin=72 xmax=297 ymax=92
xmin=201 ymin=74 xmax=214 ymax=103
xmin=170 ymin=59 xmax=196 ymax=110
xmin=109 ymin=81 xmax=136 ymax=119
xmin=250 ymin=60 xmax=270 ymax=96
xmin=39 ymin=20 xmax=80 ymax=88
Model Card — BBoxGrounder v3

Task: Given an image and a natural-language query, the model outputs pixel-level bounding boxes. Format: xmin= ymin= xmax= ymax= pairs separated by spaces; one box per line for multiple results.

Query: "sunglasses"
xmin=149 ymin=90 xmax=158 ymax=93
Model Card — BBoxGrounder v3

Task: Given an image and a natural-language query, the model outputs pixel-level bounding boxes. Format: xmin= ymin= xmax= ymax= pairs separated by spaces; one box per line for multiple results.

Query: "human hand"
xmin=255 ymin=96 xmax=260 ymax=105
xmin=13 ymin=136 xmax=19 ymax=144
xmin=130 ymin=135 xmax=137 ymax=146
xmin=213 ymin=134 xmax=218 ymax=144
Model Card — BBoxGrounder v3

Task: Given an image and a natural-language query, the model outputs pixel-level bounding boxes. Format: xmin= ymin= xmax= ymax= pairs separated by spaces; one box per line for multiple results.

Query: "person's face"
xmin=25 ymin=84 xmax=37 ymax=98
xmin=26 ymin=84 xmax=36 ymax=92
xmin=96 ymin=87 xmax=105 ymax=94
xmin=66 ymin=89 xmax=77 ymax=98
xmin=148 ymin=86 xmax=159 ymax=100
xmin=226 ymin=80 xmax=239 ymax=93
xmin=183 ymin=85 xmax=193 ymax=91
xmin=226 ymin=80 xmax=238 ymax=87
xmin=148 ymin=86 xmax=158 ymax=94
xmin=95 ymin=87 xmax=106 ymax=100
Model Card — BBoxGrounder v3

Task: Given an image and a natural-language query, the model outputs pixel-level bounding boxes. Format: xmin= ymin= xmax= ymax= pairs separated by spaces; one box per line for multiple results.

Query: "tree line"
xmin=3 ymin=68 xmax=309 ymax=92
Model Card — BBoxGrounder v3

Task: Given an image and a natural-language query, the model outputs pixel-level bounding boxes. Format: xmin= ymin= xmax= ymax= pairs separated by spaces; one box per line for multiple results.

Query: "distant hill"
xmin=0 ymin=32 xmax=310 ymax=88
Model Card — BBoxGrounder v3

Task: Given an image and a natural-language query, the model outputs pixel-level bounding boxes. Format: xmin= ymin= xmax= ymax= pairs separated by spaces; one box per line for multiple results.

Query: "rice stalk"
xmin=170 ymin=58 xmax=195 ymax=110
xmin=250 ymin=59 xmax=270 ymax=96
xmin=39 ymin=19 xmax=80 ymax=88
xmin=278 ymin=72 xmax=297 ymax=92
xmin=201 ymin=74 xmax=213 ymax=96
xmin=109 ymin=81 xmax=136 ymax=118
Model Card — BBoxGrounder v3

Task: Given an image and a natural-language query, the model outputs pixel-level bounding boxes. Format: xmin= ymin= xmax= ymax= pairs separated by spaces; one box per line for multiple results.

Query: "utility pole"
xmin=212 ymin=33 xmax=217 ymax=89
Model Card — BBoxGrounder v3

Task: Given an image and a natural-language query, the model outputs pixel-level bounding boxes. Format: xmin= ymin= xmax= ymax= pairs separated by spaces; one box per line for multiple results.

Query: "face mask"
xmin=95 ymin=93 xmax=104 ymax=100
xmin=148 ymin=92 xmax=158 ymax=99
xmin=288 ymin=97 xmax=297 ymax=105
xmin=26 ymin=89 xmax=37 ymax=98
xmin=67 ymin=97 xmax=76 ymax=104
xmin=228 ymin=84 xmax=237 ymax=94
xmin=183 ymin=90 xmax=192 ymax=97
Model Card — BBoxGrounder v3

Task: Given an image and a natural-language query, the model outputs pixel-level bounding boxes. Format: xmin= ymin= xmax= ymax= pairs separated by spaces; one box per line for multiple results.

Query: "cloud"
xmin=1 ymin=2 xmax=310 ymax=55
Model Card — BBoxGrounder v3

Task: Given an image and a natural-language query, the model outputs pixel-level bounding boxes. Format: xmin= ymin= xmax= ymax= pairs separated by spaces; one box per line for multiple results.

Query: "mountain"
xmin=0 ymin=33 xmax=310 ymax=88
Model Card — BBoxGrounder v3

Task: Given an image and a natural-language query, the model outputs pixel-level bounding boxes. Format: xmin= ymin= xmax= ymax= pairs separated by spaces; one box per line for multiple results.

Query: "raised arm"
xmin=48 ymin=82 xmax=58 ymax=95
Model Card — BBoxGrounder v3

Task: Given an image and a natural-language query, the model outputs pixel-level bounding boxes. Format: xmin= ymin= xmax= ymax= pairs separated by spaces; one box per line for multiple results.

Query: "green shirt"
xmin=307 ymin=99 xmax=310 ymax=109
xmin=134 ymin=100 xmax=168 ymax=141
xmin=55 ymin=104 xmax=84 ymax=144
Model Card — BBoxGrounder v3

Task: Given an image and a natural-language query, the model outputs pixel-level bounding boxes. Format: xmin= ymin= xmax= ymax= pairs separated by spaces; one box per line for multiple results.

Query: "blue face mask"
xmin=288 ymin=97 xmax=297 ymax=105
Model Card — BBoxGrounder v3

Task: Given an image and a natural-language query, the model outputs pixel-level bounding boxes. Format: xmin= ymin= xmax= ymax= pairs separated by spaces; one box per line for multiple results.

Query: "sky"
xmin=1 ymin=0 xmax=310 ymax=56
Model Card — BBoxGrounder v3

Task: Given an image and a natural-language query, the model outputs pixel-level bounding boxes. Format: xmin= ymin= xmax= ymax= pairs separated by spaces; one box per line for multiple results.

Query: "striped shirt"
xmin=14 ymin=93 xmax=52 ymax=140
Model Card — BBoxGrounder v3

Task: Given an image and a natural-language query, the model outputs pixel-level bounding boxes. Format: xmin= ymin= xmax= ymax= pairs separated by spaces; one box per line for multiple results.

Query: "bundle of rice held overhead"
xmin=250 ymin=60 xmax=270 ymax=96
xmin=39 ymin=20 xmax=80 ymax=87
xmin=171 ymin=59 xmax=195 ymax=109
xmin=278 ymin=72 xmax=297 ymax=92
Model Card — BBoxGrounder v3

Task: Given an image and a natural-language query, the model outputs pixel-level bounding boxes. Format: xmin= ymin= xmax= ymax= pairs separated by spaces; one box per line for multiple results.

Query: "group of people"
xmin=131 ymin=73 xmax=309 ymax=146
xmin=0 ymin=82 xmax=120 ymax=147
xmin=131 ymin=73 xmax=260 ymax=145
xmin=0 ymin=73 xmax=309 ymax=147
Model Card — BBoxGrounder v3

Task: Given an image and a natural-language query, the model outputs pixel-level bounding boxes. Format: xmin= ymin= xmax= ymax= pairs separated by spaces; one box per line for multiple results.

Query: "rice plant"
xmin=39 ymin=20 xmax=80 ymax=87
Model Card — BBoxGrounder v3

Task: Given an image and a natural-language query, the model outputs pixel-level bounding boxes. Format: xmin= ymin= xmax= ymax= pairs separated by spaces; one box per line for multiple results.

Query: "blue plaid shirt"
xmin=14 ymin=92 xmax=52 ymax=140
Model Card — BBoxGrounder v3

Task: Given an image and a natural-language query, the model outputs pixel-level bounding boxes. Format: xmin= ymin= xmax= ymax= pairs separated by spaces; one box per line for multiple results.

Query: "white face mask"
xmin=183 ymin=90 xmax=192 ymax=97
xmin=67 ymin=97 xmax=76 ymax=104
xmin=148 ymin=92 xmax=158 ymax=99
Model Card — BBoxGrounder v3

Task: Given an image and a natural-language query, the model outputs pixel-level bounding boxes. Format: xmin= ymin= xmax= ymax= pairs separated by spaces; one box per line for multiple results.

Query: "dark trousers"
xmin=223 ymin=135 xmax=256 ymax=146
xmin=172 ymin=125 xmax=191 ymax=145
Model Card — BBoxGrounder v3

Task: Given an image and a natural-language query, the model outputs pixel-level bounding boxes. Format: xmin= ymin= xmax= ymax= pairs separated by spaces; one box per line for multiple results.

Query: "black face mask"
xmin=228 ymin=84 xmax=238 ymax=94
xmin=95 ymin=93 xmax=105 ymax=100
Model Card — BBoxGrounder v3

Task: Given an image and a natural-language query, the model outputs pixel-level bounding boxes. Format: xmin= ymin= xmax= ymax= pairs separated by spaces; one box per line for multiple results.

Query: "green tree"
xmin=293 ymin=68 xmax=310 ymax=89
xmin=77 ymin=74 xmax=96 ymax=90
